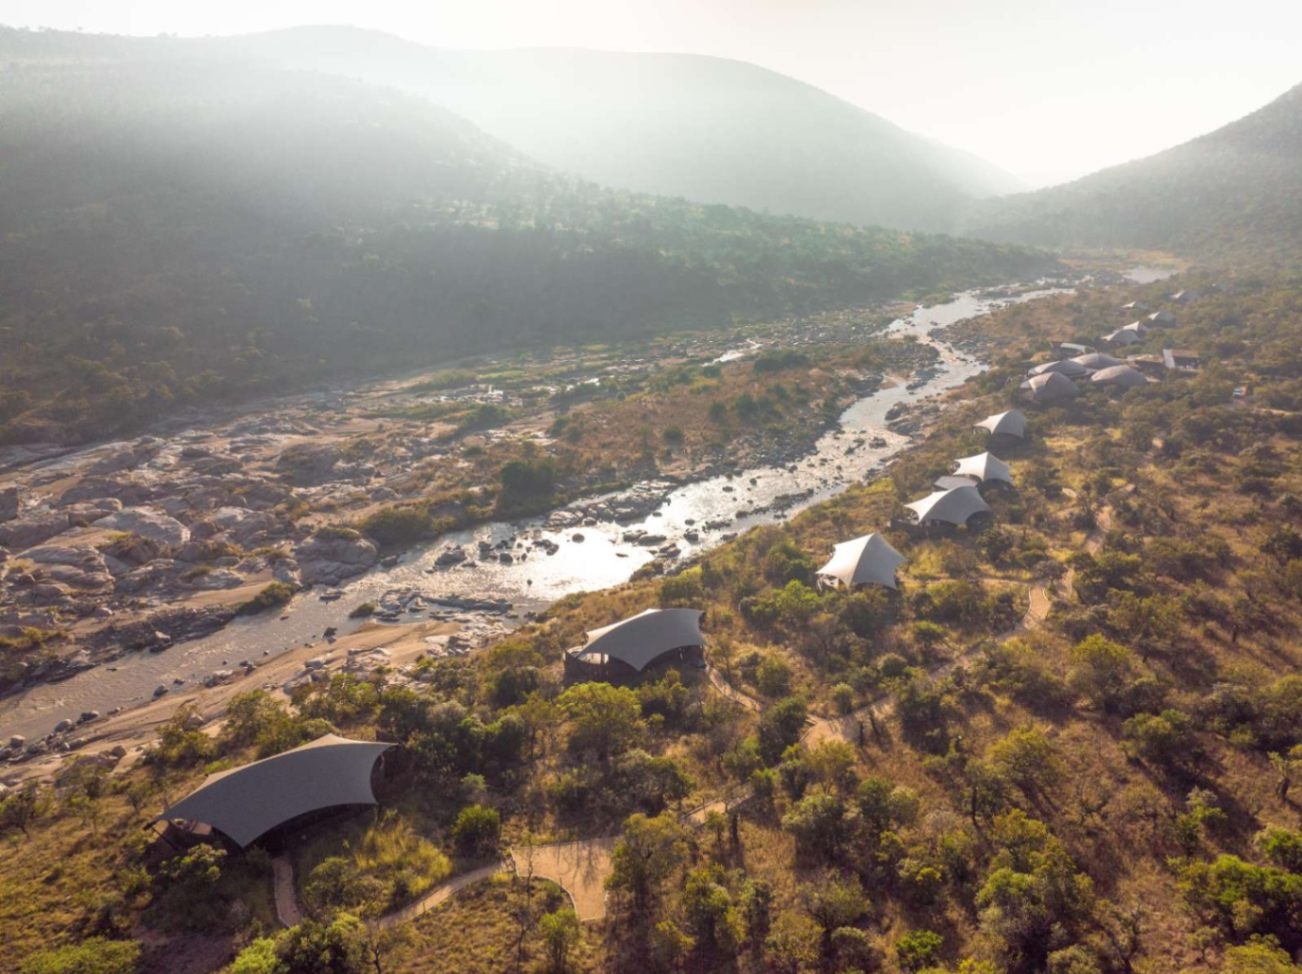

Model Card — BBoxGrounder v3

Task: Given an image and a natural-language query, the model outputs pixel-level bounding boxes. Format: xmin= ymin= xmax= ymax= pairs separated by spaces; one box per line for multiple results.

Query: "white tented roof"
xmin=1028 ymin=359 xmax=1090 ymax=379
xmin=953 ymin=452 xmax=1013 ymax=484
xmin=154 ymin=735 xmax=393 ymax=847
xmin=817 ymin=533 xmax=906 ymax=590
xmin=1070 ymin=352 xmax=1123 ymax=371
xmin=974 ymin=410 xmax=1027 ymax=438
xmin=1102 ymin=328 xmax=1142 ymax=346
xmin=1020 ymin=371 xmax=1079 ymax=402
xmin=905 ymin=485 xmax=992 ymax=526
xmin=1090 ymin=364 xmax=1150 ymax=389
xmin=570 ymin=608 xmax=704 ymax=672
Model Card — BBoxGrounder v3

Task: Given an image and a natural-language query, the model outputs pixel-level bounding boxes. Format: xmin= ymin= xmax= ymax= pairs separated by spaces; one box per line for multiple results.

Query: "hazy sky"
xmin=5 ymin=0 xmax=1300 ymax=186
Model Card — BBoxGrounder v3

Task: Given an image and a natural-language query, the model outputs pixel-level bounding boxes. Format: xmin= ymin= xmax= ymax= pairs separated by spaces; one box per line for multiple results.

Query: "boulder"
xmin=37 ymin=565 xmax=113 ymax=591
xmin=0 ymin=512 xmax=71 ymax=550
xmin=21 ymin=544 xmax=107 ymax=571
xmin=294 ymin=531 xmax=377 ymax=586
xmin=0 ymin=487 xmax=18 ymax=522
xmin=30 ymin=582 xmax=70 ymax=605
xmin=114 ymin=560 xmax=180 ymax=594
xmin=187 ymin=568 xmax=245 ymax=590
xmin=94 ymin=509 xmax=189 ymax=547
xmin=58 ymin=477 xmax=142 ymax=506
xmin=86 ymin=441 xmax=159 ymax=475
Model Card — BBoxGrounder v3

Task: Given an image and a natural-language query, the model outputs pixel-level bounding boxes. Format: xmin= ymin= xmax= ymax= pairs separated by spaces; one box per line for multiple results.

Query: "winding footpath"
xmin=271 ymin=498 xmax=1120 ymax=931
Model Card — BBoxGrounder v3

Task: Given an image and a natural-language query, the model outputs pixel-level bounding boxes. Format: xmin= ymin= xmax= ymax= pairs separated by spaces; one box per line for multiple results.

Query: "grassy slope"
xmin=2 ymin=270 xmax=1299 ymax=973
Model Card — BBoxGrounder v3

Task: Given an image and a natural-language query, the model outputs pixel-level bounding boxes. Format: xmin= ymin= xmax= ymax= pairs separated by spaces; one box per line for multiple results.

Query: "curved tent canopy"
xmin=953 ymin=452 xmax=1012 ymax=484
xmin=1020 ymin=371 xmax=1078 ymax=403
xmin=974 ymin=410 xmax=1026 ymax=438
xmin=1102 ymin=328 xmax=1142 ymax=346
xmin=817 ymin=533 xmax=906 ymax=590
xmin=1027 ymin=359 xmax=1090 ymax=379
xmin=154 ymin=735 xmax=393 ymax=847
xmin=905 ymin=485 xmax=991 ymax=526
xmin=1070 ymin=352 xmax=1123 ymax=371
xmin=570 ymin=608 xmax=704 ymax=672
xmin=1090 ymin=364 xmax=1149 ymax=389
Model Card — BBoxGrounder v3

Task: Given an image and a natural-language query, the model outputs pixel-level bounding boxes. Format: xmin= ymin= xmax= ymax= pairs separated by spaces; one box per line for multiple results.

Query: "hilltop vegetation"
xmin=225 ymin=26 xmax=1024 ymax=231
xmin=3 ymin=270 xmax=1300 ymax=973
xmin=960 ymin=83 xmax=1302 ymax=262
xmin=0 ymin=28 xmax=1054 ymax=445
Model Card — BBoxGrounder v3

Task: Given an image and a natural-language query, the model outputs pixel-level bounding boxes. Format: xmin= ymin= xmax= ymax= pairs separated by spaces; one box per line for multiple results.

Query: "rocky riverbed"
xmin=0 ymin=280 xmax=1074 ymax=754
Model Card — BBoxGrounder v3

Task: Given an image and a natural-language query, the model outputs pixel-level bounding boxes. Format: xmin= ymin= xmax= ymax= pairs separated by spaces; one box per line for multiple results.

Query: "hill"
xmin=224 ymin=25 xmax=1024 ymax=231
xmin=0 ymin=28 xmax=1054 ymax=445
xmin=959 ymin=82 xmax=1302 ymax=259
xmin=3 ymin=269 xmax=1300 ymax=974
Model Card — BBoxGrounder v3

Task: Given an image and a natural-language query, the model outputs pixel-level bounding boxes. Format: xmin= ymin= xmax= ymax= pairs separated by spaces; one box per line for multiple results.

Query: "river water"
xmin=0 ymin=284 xmax=1071 ymax=742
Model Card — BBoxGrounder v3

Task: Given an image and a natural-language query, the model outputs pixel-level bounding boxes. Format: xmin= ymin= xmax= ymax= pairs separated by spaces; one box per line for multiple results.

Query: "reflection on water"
xmin=0 ymin=285 xmax=1069 ymax=741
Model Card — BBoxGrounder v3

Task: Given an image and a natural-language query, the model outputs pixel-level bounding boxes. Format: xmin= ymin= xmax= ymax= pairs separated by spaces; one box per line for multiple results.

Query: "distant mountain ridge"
xmin=0 ymin=27 xmax=1054 ymax=443
xmin=220 ymin=25 xmax=1025 ymax=232
xmin=958 ymin=81 xmax=1302 ymax=258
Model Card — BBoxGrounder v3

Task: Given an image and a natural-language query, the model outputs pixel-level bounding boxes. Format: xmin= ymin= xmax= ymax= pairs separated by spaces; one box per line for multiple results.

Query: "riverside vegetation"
xmin=2 ymin=266 xmax=1300 ymax=973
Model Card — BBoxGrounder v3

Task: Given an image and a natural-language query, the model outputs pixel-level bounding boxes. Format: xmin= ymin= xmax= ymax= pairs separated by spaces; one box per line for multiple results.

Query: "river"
xmin=0 ymin=283 xmax=1073 ymax=742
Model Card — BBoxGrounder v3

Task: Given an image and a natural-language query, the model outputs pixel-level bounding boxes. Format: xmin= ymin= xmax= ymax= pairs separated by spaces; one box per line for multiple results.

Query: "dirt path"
xmin=707 ymin=667 xmax=761 ymax=712
xmin=374 ymin=861 xmax=507 ymax=929
xmin=803 ymin=569 xmax=1056 ymax=748
xmin=510 ymin=837 xmax=617 ymax=922
xmin=270 ymin=835 xmax=620 ymax=931
xmin=272 ymin=855 xmax=304 ymax=927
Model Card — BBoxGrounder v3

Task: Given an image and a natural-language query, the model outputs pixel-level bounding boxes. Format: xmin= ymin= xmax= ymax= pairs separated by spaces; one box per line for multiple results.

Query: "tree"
xmin=276 ymin=913 xmax=369 ymax=974
xmin=1221 ymin=940 xmax=1302 ymax=973
xmin=558 ymin=683 xmax=643 ymax=761
xmin=539 ymin=908 xmax=580 ymax=974
xmin=782 ymin=792 xmax=851 ymax=864
xmin=988 ymin=726 xmax=1062 ymax=804
xmin=1122 ymin=709 xmax=1201 ymax=775
xmin=0 ymin=782 xmax=45 ymax=838
xmin=799 ymin=876 xmax=869 ymax=961
xmin=451 ymin=804 xmax=501 ymax=858
xmin=1068 ymin=634 xmax=1137 ymax=713
xmin=758 ymin=696 xmax=808 ymax=765
xmin=606 ymin=813 xmax=688 ymax=911
xmin=229 ymin=938 xmax=280 ymax=974
xmin=681 ymin=864 xmax=744 ymax=956
xmin=896 ymin=929 xmax=944 ymax=972
xmin=977 ymin=813 xmax=1095 ymax=974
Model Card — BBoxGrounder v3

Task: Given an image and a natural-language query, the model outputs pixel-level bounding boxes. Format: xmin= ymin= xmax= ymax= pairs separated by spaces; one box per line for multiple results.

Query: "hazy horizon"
xmin=4 ymin=0 xmax=1300 ymax=188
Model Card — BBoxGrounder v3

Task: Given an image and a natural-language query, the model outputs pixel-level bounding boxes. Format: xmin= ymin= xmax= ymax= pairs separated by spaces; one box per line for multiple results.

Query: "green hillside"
xmin=959 ymin=82 xmax=1302 ymax=260
xmin=0 ymin=29 xmax=1055 ymax=445
xmin=224 ymin=26 xmax=1025 ymax=231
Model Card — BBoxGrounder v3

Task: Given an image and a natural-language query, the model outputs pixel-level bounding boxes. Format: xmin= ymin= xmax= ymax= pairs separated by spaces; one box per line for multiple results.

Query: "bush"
xmin=756 ymin=655 xmax=794 ymax=697
xmin=896 ymin=929 xmax=944 ymax=972
xmin=498 ymin=457 xmax=558 ymax=509
xmin=238 ymin=581 xmax=298 ymax=615
xmin=20 ymin=938 xmax=141 ymax=974
xmin=758 ymin=696 xmax=808 ymax=765
xmin=359 ymin=505 xmax=435 ymax=546
xmin=451 ymin=804 xmax=501 ymax=858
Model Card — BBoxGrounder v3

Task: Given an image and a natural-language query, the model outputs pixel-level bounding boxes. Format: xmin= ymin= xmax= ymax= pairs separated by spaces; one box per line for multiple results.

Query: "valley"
xmin=0 ymin=280 xmax=1071 ymax=757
